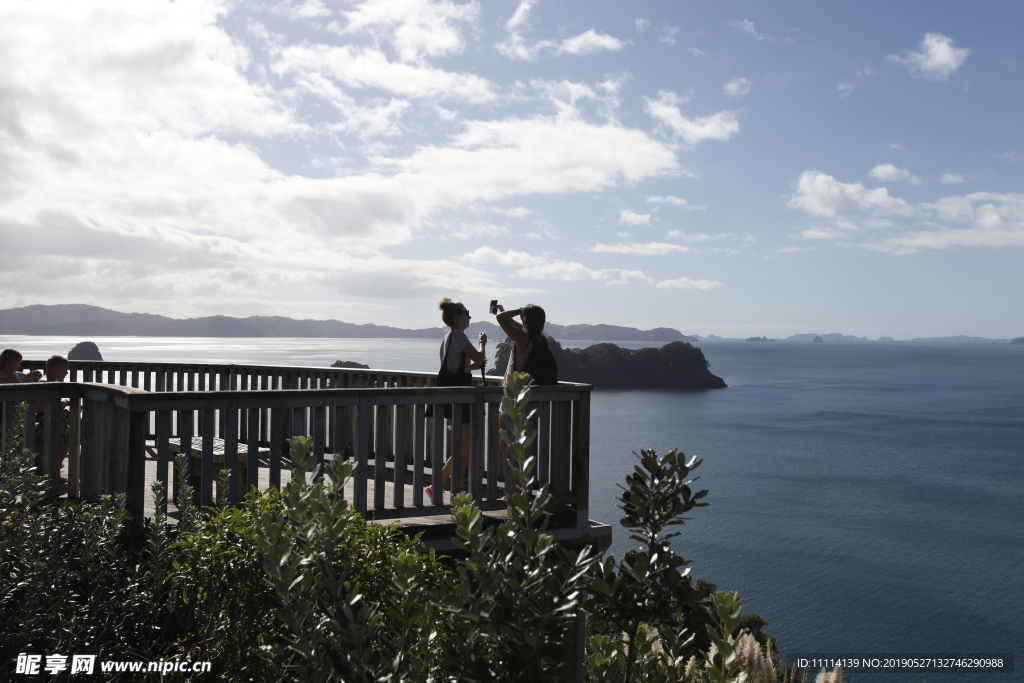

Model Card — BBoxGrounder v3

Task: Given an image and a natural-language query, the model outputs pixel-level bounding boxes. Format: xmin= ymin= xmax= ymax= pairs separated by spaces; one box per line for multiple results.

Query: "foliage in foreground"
xmin=0 ymin=377 xmax=839 ymax=682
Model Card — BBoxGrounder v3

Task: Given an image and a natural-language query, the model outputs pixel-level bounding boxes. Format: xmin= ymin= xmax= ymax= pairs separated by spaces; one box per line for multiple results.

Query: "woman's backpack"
xmin=522 ymin=334 xmax=558 ymax=385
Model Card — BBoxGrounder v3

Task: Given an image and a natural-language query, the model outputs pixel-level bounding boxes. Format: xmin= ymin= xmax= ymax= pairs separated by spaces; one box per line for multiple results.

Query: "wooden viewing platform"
xmin=1 ymin=360 xmax=610 ymax=551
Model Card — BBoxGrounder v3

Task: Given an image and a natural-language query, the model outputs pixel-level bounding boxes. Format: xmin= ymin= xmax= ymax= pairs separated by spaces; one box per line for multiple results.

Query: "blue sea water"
xmin=586 ymin=341 xmax=1024 ymax=683
xmin=4 ymin=335 xmax=1022 ymax=681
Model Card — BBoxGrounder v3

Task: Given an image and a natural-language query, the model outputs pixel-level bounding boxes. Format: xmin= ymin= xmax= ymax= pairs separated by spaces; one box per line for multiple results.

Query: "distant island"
xmin=488 ymin=337 xmax=726 ymax=390
xmin=0 ymin=304 xmax=696 ymax=343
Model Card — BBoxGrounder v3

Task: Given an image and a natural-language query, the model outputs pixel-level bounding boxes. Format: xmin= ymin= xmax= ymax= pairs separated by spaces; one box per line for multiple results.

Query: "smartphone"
xmin=489 ymin=300 xmax=498 ymax=315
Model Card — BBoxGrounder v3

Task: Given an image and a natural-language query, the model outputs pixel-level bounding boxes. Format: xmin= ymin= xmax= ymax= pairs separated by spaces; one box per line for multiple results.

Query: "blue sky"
xmin=1 ymin=0 xmax=1021 ymax=338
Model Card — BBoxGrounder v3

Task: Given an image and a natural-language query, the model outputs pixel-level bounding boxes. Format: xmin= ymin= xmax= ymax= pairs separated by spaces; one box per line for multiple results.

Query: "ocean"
xmin=4 ymin=335 xmax=1022 ymax=682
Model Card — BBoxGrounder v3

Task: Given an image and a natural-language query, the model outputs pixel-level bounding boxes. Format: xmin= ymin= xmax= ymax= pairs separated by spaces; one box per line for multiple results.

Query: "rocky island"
xmin=68 ymin=341 xmax=103 ymax=361
xmin=489 ymin=338 xmax=726 ymax=389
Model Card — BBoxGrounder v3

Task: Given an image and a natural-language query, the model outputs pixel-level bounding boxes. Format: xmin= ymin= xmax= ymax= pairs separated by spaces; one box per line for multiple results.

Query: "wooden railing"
xmin=2 ymin=361 xmax=591 ymax=528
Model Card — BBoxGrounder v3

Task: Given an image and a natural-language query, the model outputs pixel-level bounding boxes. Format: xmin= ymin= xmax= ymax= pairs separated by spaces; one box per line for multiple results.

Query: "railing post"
xmin=42 ymin=392 xmax=62 ymax=500
xmin=269 ymin=406 xmax=285 ymax=489
xmin=108 ymin=399 xmax=130 ymax=496
xmin=127 ymin=409 xmax=148 ymax=521
xmin=551 ymin=399 xmax=572 ymax=496
xmin=1 ymin=400 xmax=12 ymax=452
xmin=224 ymin=401 xmax=240 ymax=504
xmin=80 ymin=394 xmax=107 ymax=499
xmin=374 ymin=403 xmax=390 ymax=510
xmin=573 ymin=390 xmax=590 ymax=528
xmin=355 ymin=396 xmax=371 ymax=513
xmin=431 ymin=405 xmax=445 ymax=505
xmin=68 ymin=395 xmax=82 ymax=499
xmin=22 ymin=404 xmax=36 ymax=456
xmin=486 ymin=397 xmax=501 ymax=502
xmin=471 ymin=391 xmax=485 ymax=500
xmin=199 ymin=409 xmax=214 ymax=507
xmin=155 ymin=410 xmax=171 ymax=513
xmin=412 ymin=404 xmax=425 ymax=507
xmin=246 ymin=407 xmax=261 ymax=494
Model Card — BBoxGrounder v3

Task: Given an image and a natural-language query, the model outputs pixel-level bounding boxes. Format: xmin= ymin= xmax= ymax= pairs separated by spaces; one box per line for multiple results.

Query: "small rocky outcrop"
xmin=331 ymin=360 xmax=370 ymax=369
xmin=68 ymin=341 xmax=103 ymax=361
xmin=745 ymin=336 xmax=769 ymax=342
xmin=812 ymin=335 xmax=824 ymax=343
xmin=488 ymin=337 xmax=726 ymax=389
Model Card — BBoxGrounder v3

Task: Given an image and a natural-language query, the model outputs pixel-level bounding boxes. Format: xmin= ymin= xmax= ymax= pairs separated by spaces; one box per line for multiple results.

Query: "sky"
xmin=1 ymin=0 xmax=1021 ymax=339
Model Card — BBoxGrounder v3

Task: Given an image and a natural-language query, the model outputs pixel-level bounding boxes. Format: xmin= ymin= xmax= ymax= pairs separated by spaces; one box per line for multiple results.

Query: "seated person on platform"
xmin=0 ymin=348 xmax=42 ymax=384
xmin=35 ymin=355 xmax=71 ymax=481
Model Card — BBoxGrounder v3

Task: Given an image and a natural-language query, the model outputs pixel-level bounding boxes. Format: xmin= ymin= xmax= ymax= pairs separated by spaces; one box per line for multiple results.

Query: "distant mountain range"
xmin=783 ymin=332 xmax=1016 ymax=344
xmin=0 ymin=304 xmax=698 ymax=343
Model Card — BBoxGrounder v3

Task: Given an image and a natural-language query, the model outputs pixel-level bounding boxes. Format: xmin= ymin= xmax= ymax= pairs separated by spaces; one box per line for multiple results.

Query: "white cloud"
xmin=635 ymin=18 xmax=650 ymax=33
xmin=498 ymin=3 xmax=624 ymax=62
xmin=337 ymin=0 xmax=480 ymax=63
xmin=276 ymin=0 xmax=331 ymax=19
xmin=722 ymin=77 xmax=752 ymax=97
xmin=655 ymin=277 xmax=723 ymax=290
xmin=437 ymin=221 xmax=508 ymax=239
xmin=787 ymin=171 xmax=915 ymax=218
xmin=940 ymin=173 xmax=965 ymax=184
xmin=274 ymin=44 xmax=496 ymax=102
xmin=886 ymin=33 xmax=970 ymax=81
xmin=666 ymin=231 xmax=728 ymax=243
xmin=648 ymin=196 xmax=706 ymax=211
xmin=838 ymin=81 xmax=856 ymax=97
xmin=490 ymin=206 xmax=533 ymax=217
xmin=393 ymin=109 xmax=679 ymax=201
xmin=592 ymin=242 xmax=688 ymax=255
xmin=608 ymin=270 xmax=654 ymax=286
xmin=799 ymin=228 xmax=841 ymax=240
xmin=517 ymin=261 xmax=608 ymax=280
xmin=776 ymin=246 xmax=812 ymax=253
xmin=557 ymin=29 xmax=626 ymax=56
xmin=644 ymin=91 xmax=740 ymax=147
xmin=506 ymin=0 xmax=536 ymax=30
xmin=619 ymin=209 xmax=651 ymax=225
xmin=0 ymin=1 xmax=695 ymax=318
xmin=688 ymin=47 xmax=706 ymax=57
xmin=659 ymin=26 xmax=680 ymax=45
xmin=789 ymin=171 xmax=1024 ymax=254
xmin=462 ymin=246 xmax=536 ymax=266
xmin=868 ymin=164 xmax=921 ymax=185
xmin=727 ymin=19 xmax=787 ymax=44
xmin=863 ymin=193 xmax=1024 ymax=253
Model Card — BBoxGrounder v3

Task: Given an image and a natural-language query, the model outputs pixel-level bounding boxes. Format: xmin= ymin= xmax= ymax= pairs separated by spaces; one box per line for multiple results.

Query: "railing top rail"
xmin=15 ymin=359 xmax=589 ymax=389
xmin=1 ymin=379 xmax=591 ymax=405
xmin=19 ymin=359 xmax=439 ymax=377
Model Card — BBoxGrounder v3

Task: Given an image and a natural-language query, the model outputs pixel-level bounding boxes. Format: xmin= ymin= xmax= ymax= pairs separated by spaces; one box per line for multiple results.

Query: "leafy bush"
xmin=0 ymin=404 xmax=157 ymax=665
